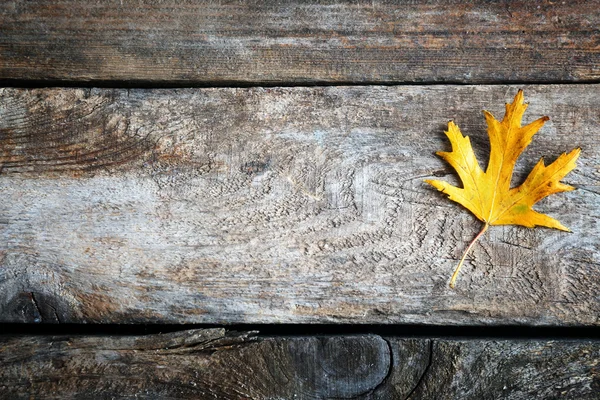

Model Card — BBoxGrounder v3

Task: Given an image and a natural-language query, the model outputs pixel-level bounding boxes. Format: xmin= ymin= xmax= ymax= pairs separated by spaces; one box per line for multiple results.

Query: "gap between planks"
xmin=1 ymin=79 xmax=600 ymax=90
xmin=2 ymin=324 xmax=600 ymax=340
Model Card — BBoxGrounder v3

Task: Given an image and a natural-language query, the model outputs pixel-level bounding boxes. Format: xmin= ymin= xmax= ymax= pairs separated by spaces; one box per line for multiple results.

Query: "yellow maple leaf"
xmin=425 ymin=90 xmax=580 ymax=288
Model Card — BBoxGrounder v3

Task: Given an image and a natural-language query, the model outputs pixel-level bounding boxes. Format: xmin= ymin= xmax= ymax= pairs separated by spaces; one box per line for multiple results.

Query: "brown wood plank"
xmin=0 ymin=85 xmax=598 ymax=325
xmin=1 ymin=329 xmax=598 ymax=399
xmin=0 ymin=329 xmax=393 ymax=399
xmin=0 ymin=1 xmax=598 ymax=84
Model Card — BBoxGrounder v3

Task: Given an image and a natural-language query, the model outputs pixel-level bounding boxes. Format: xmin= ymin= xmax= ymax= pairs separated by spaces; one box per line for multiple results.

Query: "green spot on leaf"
xmin=513 ymin=204 xmax=528 ymax=214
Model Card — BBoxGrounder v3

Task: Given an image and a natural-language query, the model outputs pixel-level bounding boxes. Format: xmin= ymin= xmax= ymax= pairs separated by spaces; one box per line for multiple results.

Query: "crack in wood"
xmin=404 ymin=340 xmax=434 ymax=400
xmin=334 ymin=336 xmax=395 ymax=400
xmin=28 ymin=292 xmax=43 ymax=323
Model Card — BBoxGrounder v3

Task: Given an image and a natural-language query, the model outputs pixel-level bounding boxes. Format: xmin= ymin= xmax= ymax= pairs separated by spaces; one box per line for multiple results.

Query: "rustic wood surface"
xmin=0 ymin=329 xmax=598 ymax=399
xmin=1 ymin=85 xmax=598 ymax=325
xmin=0 ymin=1 xmax=598 ymax=84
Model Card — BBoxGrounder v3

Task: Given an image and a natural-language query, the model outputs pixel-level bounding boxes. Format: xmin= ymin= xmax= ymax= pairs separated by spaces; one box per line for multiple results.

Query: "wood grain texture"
xmin=1 ymin=329 xmax=599 ymax=399
xmin=0 ymin=0 xmax=598 ymax=84
xmin=0 ymin=329 xmax=393 ymax=399
xmin=0 ymin=85 xmax=599 ymax=325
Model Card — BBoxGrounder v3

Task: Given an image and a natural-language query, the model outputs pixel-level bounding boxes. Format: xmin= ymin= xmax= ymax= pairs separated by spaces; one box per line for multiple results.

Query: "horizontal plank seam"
xmin=1 ymin=79 xmax=600 ymax=90
xmin=2 ymin=324 xmax=600 ymax=339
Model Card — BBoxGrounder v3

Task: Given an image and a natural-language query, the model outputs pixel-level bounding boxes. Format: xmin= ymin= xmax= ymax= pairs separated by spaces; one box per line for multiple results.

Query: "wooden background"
xmin=1 ymin=1 xmax=599 ymax=398
xmin=1 ymin=0 xmax=598 ymax=84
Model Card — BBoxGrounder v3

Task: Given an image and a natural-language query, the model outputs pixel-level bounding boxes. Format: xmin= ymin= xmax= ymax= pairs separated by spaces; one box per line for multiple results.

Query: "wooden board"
xmin=0 ymin=1 xmax=598 ymax=84
xmin=1 ymin=85 xmax=599 ymax=325
xmin=1 ymin=329 xmax=599 ymax=399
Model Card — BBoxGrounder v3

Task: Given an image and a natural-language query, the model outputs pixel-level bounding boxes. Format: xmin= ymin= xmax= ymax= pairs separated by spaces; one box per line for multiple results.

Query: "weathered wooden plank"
xmin=0 ymin=329 xmax=393 ymax=399
xmin=0 ymin=85 xmax=599 ymax=325
xmin=0 ymin=1 xmax=598 ymax=84
xmin=1 ymin=329 xmax=599 ymax=399
xmin=400 ymin=338 xmax=600 ymax=400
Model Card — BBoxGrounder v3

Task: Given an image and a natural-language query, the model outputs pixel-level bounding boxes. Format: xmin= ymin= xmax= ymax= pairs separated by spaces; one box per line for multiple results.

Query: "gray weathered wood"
xmin=0 ymin=85 xmax=599 ymax=325
xmin=1 ymin=1 xmax=598 ymax=84
xmin=1 ymin=329 xmax=599 ymax=399
xmin=0 ymin=329 xmax=392 ymax=399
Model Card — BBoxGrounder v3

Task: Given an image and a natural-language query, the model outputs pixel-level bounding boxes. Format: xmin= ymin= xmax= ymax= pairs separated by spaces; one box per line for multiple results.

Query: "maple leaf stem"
xmin=449 ymin=222 xmax=489 ymax=289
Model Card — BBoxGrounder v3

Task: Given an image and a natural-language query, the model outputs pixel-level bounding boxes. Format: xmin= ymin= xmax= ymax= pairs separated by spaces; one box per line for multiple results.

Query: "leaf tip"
xmin=424 ymin=178 xmax=440 ymax=189
xmin=555 ymin=222 xmax=572 ymax=233
xmin=516 ymin=88 xmax=524 ymax=99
